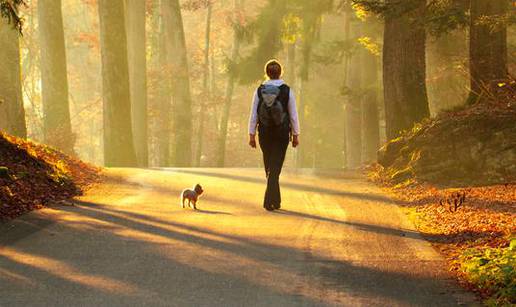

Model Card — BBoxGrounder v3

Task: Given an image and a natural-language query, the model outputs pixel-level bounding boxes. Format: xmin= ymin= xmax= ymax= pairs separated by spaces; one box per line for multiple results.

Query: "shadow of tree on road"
xmin=171 ymin=169 xmax=408 ymax=205
xmin=275 ymin=209 xmax=502 ymax=245
xmin=26 ymin=199 xmax=462 ymax=306
xmin=0 ymin=168 xmax=474 ymax=306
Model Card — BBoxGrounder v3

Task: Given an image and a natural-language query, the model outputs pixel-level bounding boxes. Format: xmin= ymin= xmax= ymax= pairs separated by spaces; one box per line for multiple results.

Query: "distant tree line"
xmin=0 ymin=0 xmax=512 ymax=169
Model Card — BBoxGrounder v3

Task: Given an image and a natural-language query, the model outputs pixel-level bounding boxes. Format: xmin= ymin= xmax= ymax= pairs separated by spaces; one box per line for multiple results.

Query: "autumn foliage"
xmin=0 ymin=132 xmax=100 ymax=220
xmin=371 ymin=179 xmax=515 ymax=305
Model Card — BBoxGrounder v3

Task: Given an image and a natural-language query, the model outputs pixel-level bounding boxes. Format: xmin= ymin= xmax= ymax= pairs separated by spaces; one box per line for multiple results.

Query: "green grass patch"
xmin=459 ymin=239 xmax=516 ymax=306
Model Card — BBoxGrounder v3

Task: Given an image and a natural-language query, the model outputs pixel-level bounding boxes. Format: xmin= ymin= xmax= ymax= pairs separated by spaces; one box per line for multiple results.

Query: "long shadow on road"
xmin=36 ymin=200 xmax=461 ymax=306
xmin=273 ymin=209 xmax=498 ymax=245
xmin=169 ymin=169 xmax=407 ymax=205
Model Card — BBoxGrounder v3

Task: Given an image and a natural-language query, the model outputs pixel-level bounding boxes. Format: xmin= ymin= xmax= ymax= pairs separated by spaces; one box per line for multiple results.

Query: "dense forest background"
xmin=0 ymin=0 xmax=514 ymax=168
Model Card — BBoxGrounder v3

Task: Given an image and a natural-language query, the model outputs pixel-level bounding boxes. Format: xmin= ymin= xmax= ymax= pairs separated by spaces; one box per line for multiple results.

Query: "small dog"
xmin=181 ymin=184 xmax=204 ymax=210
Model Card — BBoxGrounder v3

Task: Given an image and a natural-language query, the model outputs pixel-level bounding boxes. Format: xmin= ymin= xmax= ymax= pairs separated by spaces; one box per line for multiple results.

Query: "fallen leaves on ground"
xmin=0 ymin=132 xmax=100 ymax=221
xmin=368 ymin=164 xmax=515 ymax=305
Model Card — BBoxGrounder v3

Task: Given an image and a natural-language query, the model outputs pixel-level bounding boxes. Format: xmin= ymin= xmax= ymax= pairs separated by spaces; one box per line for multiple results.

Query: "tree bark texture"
xmin=38 ymin=0 xmax=74 ymax=153
xmin=163 ymin=0 xmax=193 ymax=167
xmin=0 ymin=20 xmax=26 ymax=138
xmin=126 ymin=0 xmax=149 ymax=167
xmin=98 ymin=0 xmax=137 ymax=166
xmin=383 ymin=0 xmax=429 ymax=140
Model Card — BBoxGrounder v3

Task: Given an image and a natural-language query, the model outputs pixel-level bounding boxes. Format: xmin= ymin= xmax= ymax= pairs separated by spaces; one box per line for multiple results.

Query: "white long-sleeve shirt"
xmin=248 ymin=79 xmax=300 ymax=136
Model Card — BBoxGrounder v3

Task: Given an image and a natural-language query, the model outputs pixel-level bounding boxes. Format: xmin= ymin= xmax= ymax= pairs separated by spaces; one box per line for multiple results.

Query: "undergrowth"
xmin=459 ymin=239 xmax=516 ymax=306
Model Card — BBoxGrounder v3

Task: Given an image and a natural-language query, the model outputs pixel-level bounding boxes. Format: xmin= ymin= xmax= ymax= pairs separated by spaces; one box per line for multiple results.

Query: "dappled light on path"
xmin=0 ymin=247 xmax=140 ymax=295
xmin=0 ymin=168 xmax=475 ymax=306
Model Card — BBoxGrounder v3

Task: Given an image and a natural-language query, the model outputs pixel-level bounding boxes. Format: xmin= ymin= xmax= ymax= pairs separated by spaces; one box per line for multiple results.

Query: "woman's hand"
xmin=249 ymin=134 xmax=257 ymax=148
xmin=292 ymin=135 xmax=299 ymax=148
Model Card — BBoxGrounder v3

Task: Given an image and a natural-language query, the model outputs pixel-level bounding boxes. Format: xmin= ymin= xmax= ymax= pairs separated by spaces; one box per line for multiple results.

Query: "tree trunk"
xmin=0 ymin=20 xmax=26 ymax=138
xmin=163 ymin=0 xmax=193 ymax=167
xmin=295 ymin=77 xmax=306 ymax=168
xmin=38 ymin=0 xmax=74 ymax=153
xmin=126 ymin=0 xmax=149 ymax=167
xmin=285 ymin=41 xmax=297 ymax=167
xmin=295 ymin=20 xmax=315 ymax=168
xmin=286 ymin=42 xmax=296 ymax=85
xmin=427 ymin=31 xmax=469 ymax=113
xmin=341 ymin=7 xmax=352 ymax=167
xmin=383 ymin=0 xmax=429 ymax=140
xmin=98 ymin=0 xmax=137 ymax=166
xmin=361 ymin=51 xmax=380 ymax=163
xmin=216 ymin=0 xmax=243 ymax=167
xmin=155 ymin=1 xmax=172 ymax=166
xmin=196 ymin=2 xmax=212 ymax=167
xmin=468 ymin=0 xmax=508 ymax=104
xmin=345 ymin=48 xmax=362 ymax=169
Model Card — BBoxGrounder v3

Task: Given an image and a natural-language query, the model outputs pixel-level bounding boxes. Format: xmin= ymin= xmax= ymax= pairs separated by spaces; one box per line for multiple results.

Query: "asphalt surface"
xmin=0 ymin=168 xmax=477 ymax=306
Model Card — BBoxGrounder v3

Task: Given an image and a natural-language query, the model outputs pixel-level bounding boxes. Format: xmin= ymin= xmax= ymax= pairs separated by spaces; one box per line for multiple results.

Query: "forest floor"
xmin=369 ymin=166 xmax=515 ymax=306
xmin=0 ymin=133 xmax=100 ymax=221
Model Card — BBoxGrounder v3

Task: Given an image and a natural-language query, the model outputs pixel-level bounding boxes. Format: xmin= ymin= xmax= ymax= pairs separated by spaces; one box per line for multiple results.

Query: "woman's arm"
xmin=288 ymin=90 xmax=300 ymax=136
xmin=288 ymin=90 xmax=300 ymax=147
xmin=248 ymin=90 xmax=259 ymax=148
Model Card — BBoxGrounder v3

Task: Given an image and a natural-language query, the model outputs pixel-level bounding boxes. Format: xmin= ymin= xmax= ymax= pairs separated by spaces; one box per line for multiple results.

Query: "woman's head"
xmin=264 ymin=59 xmax=283 ymax=80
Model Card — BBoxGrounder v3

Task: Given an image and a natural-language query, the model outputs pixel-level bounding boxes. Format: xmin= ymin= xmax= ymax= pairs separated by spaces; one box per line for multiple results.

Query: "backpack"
xmin=257 ymin=84 xmax=290 ymax=128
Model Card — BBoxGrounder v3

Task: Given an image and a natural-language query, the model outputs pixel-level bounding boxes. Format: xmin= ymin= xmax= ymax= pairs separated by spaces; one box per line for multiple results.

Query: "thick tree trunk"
xmin=98 ymin=0 xmax=137 ymax=166
xmin=361 ymin=51 xmax=380 ymax=163
xmin=163 ymin=0 xmax=193 ymax=167
xmin=383 ymin=0 xmax=429 ymax=140
xmin=38 ymin=0 xmax=74 ymax=153
xmin=216 ymin=0 xmax=243 ymax=167
xmin=0 ymin=20 xmax=26 ymax=138
xmin=126 ymin=0 xmax=149 ymax=167
xmin=468 ymin=0 xmax=508 ymax=104
xmin=196 ymin=2 xmax=212 ymax=167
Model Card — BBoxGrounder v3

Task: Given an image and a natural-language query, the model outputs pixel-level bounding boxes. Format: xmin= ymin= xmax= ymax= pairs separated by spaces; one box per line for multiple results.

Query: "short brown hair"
xmin=265 ymin=59 xmax=282 ymax=80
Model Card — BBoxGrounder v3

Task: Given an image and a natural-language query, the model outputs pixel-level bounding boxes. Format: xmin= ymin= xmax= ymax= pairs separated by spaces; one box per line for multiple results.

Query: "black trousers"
xmin=258 ymin=125 xmax=290 ymax=208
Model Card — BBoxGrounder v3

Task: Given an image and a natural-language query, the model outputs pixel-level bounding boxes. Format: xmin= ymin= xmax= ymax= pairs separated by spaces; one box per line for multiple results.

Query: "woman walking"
xmin=248 ymin=60 xmax=300 ymax=211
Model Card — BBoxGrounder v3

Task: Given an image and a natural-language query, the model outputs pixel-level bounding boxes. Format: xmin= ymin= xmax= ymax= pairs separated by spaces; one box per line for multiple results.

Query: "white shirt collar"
xmin=263 ymin=79 xmax=285 ymax=86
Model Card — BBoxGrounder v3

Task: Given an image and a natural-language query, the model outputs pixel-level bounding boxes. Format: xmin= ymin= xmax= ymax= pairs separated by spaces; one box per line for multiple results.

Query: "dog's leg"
xmin=181 ymin=194 xmax=185 ymax=208
xmin=193 ymin=201 xmax=197 ymax=210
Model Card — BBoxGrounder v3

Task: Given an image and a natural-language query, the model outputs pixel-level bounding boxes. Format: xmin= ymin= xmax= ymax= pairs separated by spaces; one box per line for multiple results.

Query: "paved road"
xmin=0 ymin=168 xmax=476 ymax=306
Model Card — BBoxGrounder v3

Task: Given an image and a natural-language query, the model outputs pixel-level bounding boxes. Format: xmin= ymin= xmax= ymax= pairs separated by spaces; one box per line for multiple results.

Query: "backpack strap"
xmin=256 ymin=85 xmax=264 ymax=125
xmin=278 ymin=84 xmax=290 ymax=121
xmin=257 ymin=85 xmax=264 ymax=105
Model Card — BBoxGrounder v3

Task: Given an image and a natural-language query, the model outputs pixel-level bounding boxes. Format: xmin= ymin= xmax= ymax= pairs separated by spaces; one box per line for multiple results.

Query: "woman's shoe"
xmin=264 ymin=204 xmax=274 ymax=211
